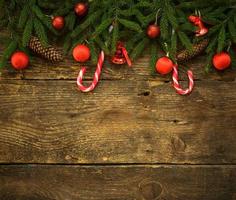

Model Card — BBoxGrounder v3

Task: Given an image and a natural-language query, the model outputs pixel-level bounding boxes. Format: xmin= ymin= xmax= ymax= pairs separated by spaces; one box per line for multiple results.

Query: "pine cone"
xmin=176 ymin=39 xmax=209 ymax=63
xmin=28 ymin=37 xmax=63 ymax=62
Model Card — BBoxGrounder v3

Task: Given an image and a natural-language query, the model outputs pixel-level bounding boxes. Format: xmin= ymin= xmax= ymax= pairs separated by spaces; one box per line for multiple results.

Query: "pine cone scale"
xmin=176 ymin=39 xmax=209 ymax=63
xmin=28 ymin=37 xmax=63 ymax=62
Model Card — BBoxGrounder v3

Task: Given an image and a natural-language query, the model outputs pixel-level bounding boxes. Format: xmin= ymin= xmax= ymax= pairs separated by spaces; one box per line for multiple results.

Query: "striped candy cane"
xmin=77 ymin=51 xmax=105 ymax=92
xmin=172 ymin=64 xmax=194 ymax=95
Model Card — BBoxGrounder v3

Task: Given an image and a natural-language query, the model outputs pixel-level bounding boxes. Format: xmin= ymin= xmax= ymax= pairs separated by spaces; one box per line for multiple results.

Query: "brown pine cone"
xmin=28 ymin=37 xmax=63 ymax=62
xmin=176 ymin=39 xmax=209 ymax=63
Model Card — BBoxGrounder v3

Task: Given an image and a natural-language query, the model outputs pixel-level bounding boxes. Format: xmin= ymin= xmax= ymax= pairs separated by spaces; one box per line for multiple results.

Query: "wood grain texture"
xmin=0 ymin=79 xmax=235 ymax=164
xmin=0 ymin=165 xmax=235 ymax=200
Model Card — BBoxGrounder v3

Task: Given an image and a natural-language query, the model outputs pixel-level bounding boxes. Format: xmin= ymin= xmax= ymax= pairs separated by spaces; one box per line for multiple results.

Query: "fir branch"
xmin=22 ymin=18 xmax=33 ymax=47
xmin=130 ymin=38 xmax=149 ymax=60
xmin=0 ymin=40 xmax=17 ymax=68
xmin=94 ymin=36 xmax=110 ymax=55
xmin=33 ymin=18 xmax=48 ymax=46
xmin=65 ymin=12 xmax=76 ymax=31
xmin=71 ymin=10 xmax=102 ymax=38
xmin=178 ymin=31 xmax=193 ymax=51
xmin=160 ymin=12 xmax=169 ymax=40
xmin=111 ymin=22 xmax=119 ymax=54
xmin=228 ymin=20 xmax=236 ymax=43
xmin=217 ymin=25 xmax=226 ymax=52
xmin=118 ymin=18 xmax=142 ymax=33
xmin=93 ymin=18 xmax=113 ymax=38
xmin=18 ymin=5 xmax=29 ymax=29
xmin=149 ymin=42 xmax=158 ymax=75
xmin=170 ymin=31 xmax=177 ymax=61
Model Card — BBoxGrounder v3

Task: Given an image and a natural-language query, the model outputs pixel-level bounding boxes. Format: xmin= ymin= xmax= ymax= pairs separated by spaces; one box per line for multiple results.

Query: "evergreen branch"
xmin=178 ymin=31 xmax=193 ymax=51
xmin=228 ymin=20 xmax=236 ymax=43
xmin=93 ymin=18 xmax=113 ymax=38
xmin=34 ymin=18 xmax=48 ymax=46
xmin=18 ymin=5 xmax=29 ymax=29
xmin=130 ymin=38 xmax=149 ymax=60
xmin=111 ymin=22 xmax=119 ymax=54
xmin=0 ymin=40 xmax=17 ymax=68
xmin=118 ymin=18 xmax=142 ymax=33
xmin=71 ymin=10 xmax=102 ymax=38
xmin=217 ymin=25 xmax=226 ymax=52
xmin=149 ymin=42 xmax=158 ymax=75
xmin=22 ymin=18 xmax=33 ymax=47
xmin=160 ymin=12 xmax=169 ymax=40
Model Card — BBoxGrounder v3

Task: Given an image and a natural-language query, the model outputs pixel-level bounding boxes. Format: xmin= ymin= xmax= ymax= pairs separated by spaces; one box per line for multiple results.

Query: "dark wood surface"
xmin=1 ymin=165 xmax=236 ymax=200
xmin=0 ymin=32 xmax=236 ymax=199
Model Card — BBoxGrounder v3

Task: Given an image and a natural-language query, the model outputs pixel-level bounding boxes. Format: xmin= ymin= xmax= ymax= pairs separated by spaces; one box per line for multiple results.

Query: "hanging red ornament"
xmin=146 ymin=24 xmax=160 ymax=39
xmin=188 ymin=15 xmax=208 ymax=37
xmin=156 ymin=57 xmax=174 ymax=75
xmin=52 ymin=16 xmax=65 ymax=30
xmin=11 ymin=51 xmax=29 ymax=70
xmin=111 ymin=42 xmax=132 ymax=67
xmin=73 ymin=44 xmax=90 ymax=63
xmin=74 ymin=2 xmax=88 ymax=17
xmin=213 ymin=52 xmax=231 ymax=71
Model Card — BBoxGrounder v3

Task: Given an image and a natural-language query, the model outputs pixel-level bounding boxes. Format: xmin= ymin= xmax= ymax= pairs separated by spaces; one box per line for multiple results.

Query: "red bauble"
xmin=73 ymin=44 xmax=90 ymax=62
xmin=156 ymin=57 xmax=174 ymax=75
xmin=146 ymin=24 xmax=160 ymax=39
xmin=52 ymin=16 xmax=65 ymax=30
xmin=213 ymin=52 xmax=231 ymax=71
xmin=74 ymin=2 xmax=88 ymax=17
xmin=11 ymin=51 xmax=29 ymax=70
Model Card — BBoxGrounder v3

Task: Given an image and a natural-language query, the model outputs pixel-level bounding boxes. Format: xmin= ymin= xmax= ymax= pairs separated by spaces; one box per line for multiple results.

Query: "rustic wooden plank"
xmin=0 ymin=79 xmax=235 ymax=164
xmin=0 ymin=165 xmax=235 ymax=200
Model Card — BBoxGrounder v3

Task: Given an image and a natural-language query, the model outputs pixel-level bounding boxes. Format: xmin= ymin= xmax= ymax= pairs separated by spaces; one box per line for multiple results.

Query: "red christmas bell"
xmin=188 ymin=15 xmax=208 ymax=37
xmin=111 ymin=42 xmax=132 ymax=67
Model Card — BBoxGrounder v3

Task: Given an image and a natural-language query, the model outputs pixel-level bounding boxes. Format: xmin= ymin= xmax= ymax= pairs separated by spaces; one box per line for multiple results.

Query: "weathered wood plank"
xmin=0 ymin=165 xmax=235 ymax=200
xmin=0 ymin=79 xmax=235 ymax=164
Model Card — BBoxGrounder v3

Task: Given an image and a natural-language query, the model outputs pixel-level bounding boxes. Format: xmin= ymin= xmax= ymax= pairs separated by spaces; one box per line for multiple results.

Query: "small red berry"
xmin=213 ymin=52 xmax=231 ymax=71
xmin=74 ymin=2 xmax=88 ymax=17
xmin=73 ymin=44 xmax=90 ymax=63
xmin=147 ymin=24 xmax=160 ymax=39
xmin=52 ymin=16 xmax=65 ymax=30
xmin=11 ymin=51 xmax=29 ymax=70
xmin=156 ymin=57 xmax=174 ymax=75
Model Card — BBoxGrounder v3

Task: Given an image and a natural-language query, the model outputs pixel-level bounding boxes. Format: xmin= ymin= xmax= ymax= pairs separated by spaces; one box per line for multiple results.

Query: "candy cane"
xmin=77 ymin=51 xmax=104 ymax=92
xmin=172 ymin=64 xmax=194 ymax=95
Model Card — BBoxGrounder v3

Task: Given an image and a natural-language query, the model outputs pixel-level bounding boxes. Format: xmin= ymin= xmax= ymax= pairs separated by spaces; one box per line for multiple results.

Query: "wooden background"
xmin=0 ymin=32 xmax=236 ymax=199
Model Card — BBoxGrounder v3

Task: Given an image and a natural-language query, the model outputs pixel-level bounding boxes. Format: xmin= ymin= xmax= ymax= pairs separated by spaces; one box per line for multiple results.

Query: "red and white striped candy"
xmin=77 ymin=51 xmax=104 ymax=92
xmin=172 ymin=64 xmax=194 ymax=95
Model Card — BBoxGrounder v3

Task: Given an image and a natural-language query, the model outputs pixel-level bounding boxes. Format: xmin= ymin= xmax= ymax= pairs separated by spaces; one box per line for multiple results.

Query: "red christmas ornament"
xmin=146 ymin=24 xmax=160 ymax=39
xmin=52 ymin=16 xmax=65 ymax=30
xmin=73 ymin=44 xmax=90 ymax=62
xmin=111 ymin=42 xmax=132 ymax=66
xmin=74 ymin=2 xmax=88 ymax=17
xmin=188 ymin=15 xmax=208 ymax=37
xmin=213 ymin=52 xmax=231 ymax=71
xmin=11 ymin=51 xmax=29 ymax=70
xmin=156 ymin=57 xmax=174 ymax=75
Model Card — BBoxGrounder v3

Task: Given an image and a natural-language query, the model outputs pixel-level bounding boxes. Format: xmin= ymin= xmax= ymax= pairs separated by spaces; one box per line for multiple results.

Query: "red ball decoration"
xmin=73 ymin=44 xmax=90 ymax=62
xmin=156 ymin=57 xmax=174 ymax=75
xmin=52 ymin=16 xmax=65 ymax=30
xmin=146 ymin=24 xmax=160 ymax=39
xmin=74 ymin=2 xmax=88 ymax=17
xmin=11 ymin=51 xmax=29 ymax=70
xmin=213 ymin=52 xmax=231 ymax=71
